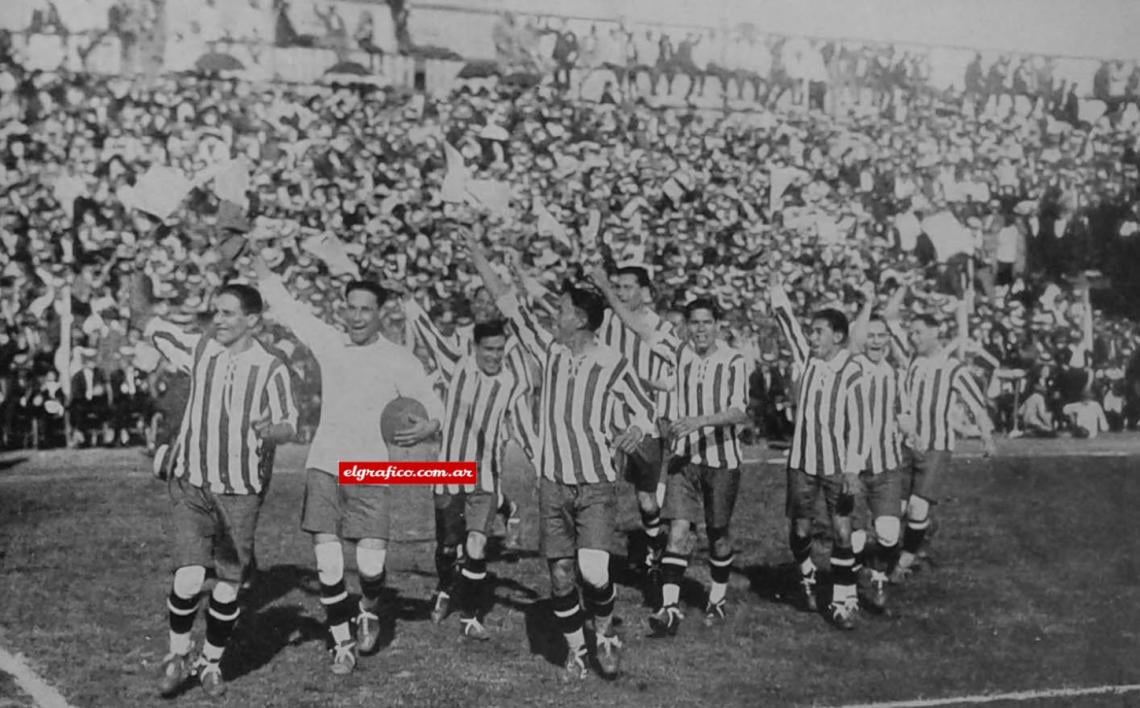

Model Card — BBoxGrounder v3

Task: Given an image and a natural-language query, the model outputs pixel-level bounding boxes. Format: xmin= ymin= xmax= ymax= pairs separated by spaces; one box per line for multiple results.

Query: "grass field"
xmin=2 ymin=438 xmax=1140 ymax=708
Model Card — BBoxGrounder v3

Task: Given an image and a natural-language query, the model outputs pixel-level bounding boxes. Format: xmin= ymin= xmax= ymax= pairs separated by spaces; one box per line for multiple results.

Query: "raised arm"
xmin=462 ymin=227 xmax=554 ymax=360
xmin=589 ymin=266 xmax=658 ymax=343
xmin=847 ymin=281 xmax=875 ymax=352
xmin=403 ymin=294 xmax=463 ymax=382
xmin=253 ymin=255 xmax=339 ymax=359
xmin=768 ymin=279 xmax=809 ymax=368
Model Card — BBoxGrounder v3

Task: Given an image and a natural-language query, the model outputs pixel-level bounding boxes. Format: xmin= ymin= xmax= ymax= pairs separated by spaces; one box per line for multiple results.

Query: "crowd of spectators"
xmin=2 ymin=31 xmax=1140 ymax=450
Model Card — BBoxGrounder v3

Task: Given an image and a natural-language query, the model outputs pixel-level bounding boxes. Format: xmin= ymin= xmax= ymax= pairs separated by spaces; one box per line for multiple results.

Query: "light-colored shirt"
xmin=1063 ymin=401 xmax=1108 ymax=438
xmin=260 ymin=275 xmax=443 ymax=476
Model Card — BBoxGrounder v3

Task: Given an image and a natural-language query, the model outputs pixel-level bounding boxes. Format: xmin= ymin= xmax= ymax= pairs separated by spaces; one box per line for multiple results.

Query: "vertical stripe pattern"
xmin=500 ymin=295 xmax=656 ymax=485
xmin=652 ymin=330 xmax=749 ymax=469
xmin=772 ymin=300 xmax=869 ymax=477
xmin=903 ymin=356 xmax=989 ymax=452
xmin=852 ymin=353 xmax=904 ymax=474
xmin=151 ymin=322 xmax=298 ymax=495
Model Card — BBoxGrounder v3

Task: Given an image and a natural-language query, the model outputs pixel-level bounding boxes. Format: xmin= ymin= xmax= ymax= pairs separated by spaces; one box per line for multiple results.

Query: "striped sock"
xmin=877 ymin=537 xmax=900 ymax=574
xmin=661 ymin=551 xmax=688 ymax=608
xmin=708 ymin=552 xmax=734 ymax=605
xmin=551 ymin=591 xmax=585 ymax=653
xmin=902 ymin=518 xmax=930 ymax=555
xmin=457 ymin=558 xmax=487 ymax=620
xmin=642 ymin=510 xmax=667 ymax=564
xmin=583 ymin=582 xmax=616 ymax=621
xmin=167 ymin=590 xmax=199 ymax=656
xmin=359 ymin=572 xmax=386 ymax=615
xmin=320 ymin=580 xmax=355 ymax=645
xmin=830 ymin=546 xmax=857 ymax=606
xmin=203 ymin=596 xmax=240 ymax=662
xmin=434 ymin=546 xmax=458 ymax=594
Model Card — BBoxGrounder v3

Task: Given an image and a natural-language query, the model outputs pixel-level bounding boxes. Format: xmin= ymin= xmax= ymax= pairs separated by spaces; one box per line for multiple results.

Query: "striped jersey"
xmin=259 ymin=276 xmax=445 ymax=477
xmin=406 ymin=298 xmax=536 ymax=495
xmin=772 ymin=297 xmax=869 ymax=478
xmin=885 ymin=319 xmax=992 ymax=452
xmin=851 ymin=353 xmax=905 ymax=473
xmin=497 ymin=293 xmax=656 ymax=486
xmin=146 ymin=318 xmax=298 ymax=495
xmin=902 ymin=354 xmax=989 ymax=452
xmin=599 ymin=309 xmax=675 ymax=426
xmin=650 ymin=330 xmax=749 ymax=469
xmin=412 ymin=301 xmax=533 ymax=394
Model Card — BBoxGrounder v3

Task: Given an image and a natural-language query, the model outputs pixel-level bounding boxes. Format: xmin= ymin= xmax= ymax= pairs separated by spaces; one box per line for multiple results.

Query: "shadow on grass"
xmin=0 ymin=455 xmax=28 ymax=472
xmin=523 ymin=598 xmax=565 ymax=666
xmin=486 ymin=573 xmax=542 ymax=614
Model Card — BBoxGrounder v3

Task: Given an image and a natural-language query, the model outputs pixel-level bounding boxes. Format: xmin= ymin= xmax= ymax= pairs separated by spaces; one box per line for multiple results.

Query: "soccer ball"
xmin=380 ymin=396 xmax=429 ymax=447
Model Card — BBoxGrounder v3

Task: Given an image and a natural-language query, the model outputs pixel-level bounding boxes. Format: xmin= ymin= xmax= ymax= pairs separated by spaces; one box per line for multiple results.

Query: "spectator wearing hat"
xmin=70 ymin=347 xmax=111 ymax=447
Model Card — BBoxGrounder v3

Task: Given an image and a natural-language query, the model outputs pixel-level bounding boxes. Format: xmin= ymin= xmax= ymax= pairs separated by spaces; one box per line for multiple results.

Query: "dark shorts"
xmin=620 ymin=436 xmax=664 ymax=494
xmin=900 ymin=448 xmax=952 ymax=503
xmin=786 ymin=468 xmax=846 ymax=520
xmin=301 ymin=468 xmax=391 ymax=540
xmin=433 ymin=491 xmax=497 ymax=548
xmin=171 ymin=476 xmax=262 ymax=584
xmin=662 ymin=458 xmax=741 ymax=530
xmin=538 ymin=477 xmax=617 ymax=560
xmin=856 ymin=468 xmax=903 ymax=520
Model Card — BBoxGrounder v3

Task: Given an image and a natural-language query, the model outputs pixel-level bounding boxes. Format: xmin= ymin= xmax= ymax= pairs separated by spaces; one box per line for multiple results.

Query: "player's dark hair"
xmin=867 ymin=313 xmax=889 ymax=328
xmin=473 ymin=319 xmax=508 ymax=343
xmin=218 ymin=283 xmax=264 ymax=316
xmin=561 ymin=280 xmax=605 ymax=332
xmin=614 ymin=266 xmax=651 ymax=288
xmin=344 ymin=280 xmax=389 ymax=308
xmin=685 ymin=297 xmax=722 ymax=321
xmin=812 ymin=308 xmax=849 ymax=343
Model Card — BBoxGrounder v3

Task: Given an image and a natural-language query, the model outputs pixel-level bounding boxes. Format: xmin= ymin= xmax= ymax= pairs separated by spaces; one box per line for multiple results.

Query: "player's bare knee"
xmin=906 ymin=495 xmax=931 ymax=524
xmin=465 ymin=532 xmax=487 ymax=560
xmin=792 ymin=517 xmax=812 ymax=538
xmin=355 ymin=545 xmax=387 ymax=579
xmin=850 ymin=529 xmax=867 ymax=555
xmin=636 ymin=490 xmax=659 ymax=516
xmin=577 ymin=549 xmax=610 ymax=589
xmin=707 ymin=527 xmax=732 ymax=557
xmin=172 ymin=565 xmax=206 ymax=598
xmin=212 ymin=580 xmax=239 ymax=604
xmin=549 ymin=558 xmax=577 ymax=596
xmin=874 ymin=516 xmax=901 ymax=547
xmin=666 ymin=519 xmax=691 ymax=552
xmin=313 ymin=540 xmax=344 ymax=586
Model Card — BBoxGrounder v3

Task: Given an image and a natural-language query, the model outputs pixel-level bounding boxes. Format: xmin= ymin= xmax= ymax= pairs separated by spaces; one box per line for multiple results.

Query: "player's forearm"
xmin=467 ymin=239 xmax=509 ymax=300
xmin=696 ymin=407 xmax=751 ymax=428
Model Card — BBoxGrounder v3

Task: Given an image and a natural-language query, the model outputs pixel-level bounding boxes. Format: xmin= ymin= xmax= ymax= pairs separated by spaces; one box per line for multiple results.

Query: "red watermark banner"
xmin=338 ymin=461 xmax=477 ymax=485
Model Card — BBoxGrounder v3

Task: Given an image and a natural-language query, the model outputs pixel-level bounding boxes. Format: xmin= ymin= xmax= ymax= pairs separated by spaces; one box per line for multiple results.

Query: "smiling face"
xmin=474 ymin=334 xmax=506 ymax=376
xmin=212 ymin=293 xmax=258 ymax=347
xmin=345 ymin=288 xmax=383 ymax=345
xmin=686 ymin=307 xmax=718 ymax=354
xmin=864 ymin=319 xmax=890 ymax=363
